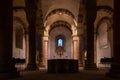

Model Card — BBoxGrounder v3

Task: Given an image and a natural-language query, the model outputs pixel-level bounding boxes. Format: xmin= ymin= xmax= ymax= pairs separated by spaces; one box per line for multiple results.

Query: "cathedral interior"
xmin=0 ymin=0 xmax=120 ymax=80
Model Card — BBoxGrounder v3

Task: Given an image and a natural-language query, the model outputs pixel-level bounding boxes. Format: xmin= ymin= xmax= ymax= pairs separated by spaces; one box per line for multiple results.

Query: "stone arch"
xmin=94 ymin=5 xmax=113 ymax=31
xmin=13 ymin=16 xmax=25 ymax=49
xmin=13 ymin=16 xmax=27 ymax=70
xmin=49 ymin=20 xmax=72 ymax=34
xmin=44 ymin=19 xmax=77 ymax=37
xmin=13 ymin=16 xmax=27 ymax=30
xmin=97 ymin=6 xmax=113 ymax=15
xmin=96 ymin=17 xmax=113 ymax=68
xmin=44 ymin=8 xmax=77 ymax=33
xmin=45 ymin=8 xmax=75 ymax=21
xmin=96 ymin=17 xmax=112 ymax=32
xmin=49 ymin=24 xmax=73 ymax=59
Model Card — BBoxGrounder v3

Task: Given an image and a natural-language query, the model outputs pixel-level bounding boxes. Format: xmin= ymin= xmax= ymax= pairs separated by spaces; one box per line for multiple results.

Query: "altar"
xmin=47 ymin=59 xmax=78 ymax=73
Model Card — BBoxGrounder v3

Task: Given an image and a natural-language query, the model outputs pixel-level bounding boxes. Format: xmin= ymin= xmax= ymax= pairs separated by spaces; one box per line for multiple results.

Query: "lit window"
xmin=58 ymin=39 xmax=63 ymax=46
xmin=56 ymin=35 xmax=65 ymax=48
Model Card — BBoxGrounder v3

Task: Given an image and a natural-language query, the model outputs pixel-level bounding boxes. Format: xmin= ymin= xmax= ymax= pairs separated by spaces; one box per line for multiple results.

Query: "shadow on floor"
xmin=9 ymin=69 xmax=119 ymax=80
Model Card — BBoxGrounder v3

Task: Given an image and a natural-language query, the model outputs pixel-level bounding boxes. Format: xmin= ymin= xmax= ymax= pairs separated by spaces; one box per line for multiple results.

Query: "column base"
xmin=106 ymin=71 xmax=120 ymax=79
xmin=106 ymin=63 xmax=120 ymax=78
xmin=25 ymin=63 xmax=39 ymax=71
xmin=39 ymin=62 xmax=46 ymax=67
xmin=0 ymin=71 xmax=19 ymax=79
xmin=39 ymin=61 xmax=47 ymax=69
xmin=85 ymin=63 xmax=98 ymax=70
xmin=79 ymin=62 xmax=84 ymax=67
xmin=0 ymin=64 xmax=20 ymax=79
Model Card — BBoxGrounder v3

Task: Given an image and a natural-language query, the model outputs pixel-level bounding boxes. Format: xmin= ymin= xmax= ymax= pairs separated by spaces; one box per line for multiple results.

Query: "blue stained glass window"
xmin=58 ymin=39 xmax=63 ymax=46
xmin=56 ymin=35 xmax=65 ymax=47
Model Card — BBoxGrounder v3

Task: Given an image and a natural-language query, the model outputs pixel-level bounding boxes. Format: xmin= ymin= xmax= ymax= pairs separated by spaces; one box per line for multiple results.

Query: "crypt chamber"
xmin=2 ymin=0 xmax=120 ymax=79
xmin=12 ymin=0 xmax=113 ymax=72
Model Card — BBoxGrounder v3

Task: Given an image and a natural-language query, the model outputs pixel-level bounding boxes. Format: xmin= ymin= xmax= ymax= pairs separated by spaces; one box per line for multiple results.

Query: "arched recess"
xmin=13 ymin=16 xmax=28 ymax=70
xmin=44 ymin=8 xmax=78 ymax=35
xmin=42 ymin=7 xmax=79 ymax=68
xmin=49 ymin=26 xmax=72 ymax=59
xmin=42 ymin=20 xmax=80 ymax=68
xmin=45 ymin=8 xmax=75 ymax=21
xmin=96 ymin=17 xmax=113 ymax=68
xmin=49 ymin=20 xmax=72 ymax=34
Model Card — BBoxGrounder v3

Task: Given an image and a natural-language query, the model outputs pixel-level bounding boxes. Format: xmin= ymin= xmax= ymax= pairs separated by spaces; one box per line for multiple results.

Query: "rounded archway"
xmin=13 ymin=16 xmax=27 ymax=70
xmin=42 ymin=6 xmax=80 ymax=69
xmin=96 ymin=17 xmax=113 ymax=68
xmin=13 ymin=17 xmax=26 ymax=59
xmin=49 ymin=25 xmax=72 ymax=59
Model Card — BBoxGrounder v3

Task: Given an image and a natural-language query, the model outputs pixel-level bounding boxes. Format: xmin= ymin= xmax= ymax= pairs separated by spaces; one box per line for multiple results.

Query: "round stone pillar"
xmin=73 ymin=36 xmax=79 ymax=60
xmin=85 ymin=0 xmax=97 ymax=70
xmin=79 ymin=35 xmax=85 ymax=67
xmin=24 ymin=29 xmax=29 ymax=67
xmin=0 ymin=0 xmax=19 ymax=79
xmin=25 ymin=25 xmax=38 ymax=70
xmin=42 ymin=36 xmax=49 ymax=69
xmin=25 ymin=0 xmax=39 ymax=70
xmin=106 ymin=0 xmax=120 ymax=78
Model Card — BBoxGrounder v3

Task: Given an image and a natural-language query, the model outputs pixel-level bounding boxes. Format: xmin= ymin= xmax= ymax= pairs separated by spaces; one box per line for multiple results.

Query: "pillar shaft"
xmin=0 ymin=0 xmax=19 ymax=79
xmin=79 ymin=35 xmax=85 ymax=67
xmin=106 ymin=0 xmax=120 ymax=77
xmin=42 ymin=37 xmax=48 ymax=68
xmin=25 ymin=0 xmax=39 ymax=70
xmin=39 ymin=35 xmax=43 ymax=66
xmin=26 ymin=25 xmax=38 ymax=70
xmin=25 ymin=30 xmax=29 ymax=66
xmin=85 ymin=0 xmax=97 ymax=70
xmin=38 ymin=29 xmax=44 ymax=67
xmin=73 ymin=36 xmax=79 ymax=60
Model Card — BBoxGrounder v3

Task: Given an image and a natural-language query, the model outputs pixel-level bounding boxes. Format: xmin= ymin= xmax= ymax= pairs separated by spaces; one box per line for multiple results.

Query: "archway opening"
xmin=96 ymin=21 xmax=112 ymax=69
xmin=49 ymin=26 xmax=72 ymax=59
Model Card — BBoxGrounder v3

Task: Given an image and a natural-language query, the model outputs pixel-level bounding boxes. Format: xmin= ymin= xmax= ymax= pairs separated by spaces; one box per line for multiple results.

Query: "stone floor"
xmin=8 ymin=69 xmax=120 ymax=80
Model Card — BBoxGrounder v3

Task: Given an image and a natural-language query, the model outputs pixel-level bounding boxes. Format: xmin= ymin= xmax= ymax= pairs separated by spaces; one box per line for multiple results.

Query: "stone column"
xmin=106 ymin=0 xmax=120 ymax=78
xmin=42 ymin=36 xmax=48 ymax=69
xmin=24 ymin=29 xmax=29 ymax=67
xmin=79 ymin=35 xmax=85 ymax=67
xmin=25 ymin=24 xmax=39 ymax=70
xmin=25 ymin=0 xmax=39 ymax=70
xmin=94 ymin=32 xmax=97 ymax=64
xmin=36 ymin=0 xmax=44 ymax=67
xmin=38 ymin=35 xmax=43 ymax=67
xmin=108 ymin=26 xmax=113 ymax=57
xmin=37 ymin=28 xmax=44 ymax=67
xmin=73 ymin=36 xmax=79 ymax=60
xmin=0 ymin=0 xmax=19 ymax=79
xmin=85 ymin=0 xmax=97 ymax=70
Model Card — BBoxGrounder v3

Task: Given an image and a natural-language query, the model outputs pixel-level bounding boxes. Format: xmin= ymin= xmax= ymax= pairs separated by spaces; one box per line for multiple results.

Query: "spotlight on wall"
xmin=58 ymin=12 xmax=62 ymax=15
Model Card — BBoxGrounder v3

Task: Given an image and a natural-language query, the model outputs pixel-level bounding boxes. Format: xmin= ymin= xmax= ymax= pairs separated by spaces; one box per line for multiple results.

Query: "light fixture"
xmin=58 ymin=12 xmax=62 ymax=15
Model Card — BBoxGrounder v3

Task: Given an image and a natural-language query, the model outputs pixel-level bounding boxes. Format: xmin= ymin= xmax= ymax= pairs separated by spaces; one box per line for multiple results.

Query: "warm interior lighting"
xmin=58 ymin=12 xmax=62 ymax=15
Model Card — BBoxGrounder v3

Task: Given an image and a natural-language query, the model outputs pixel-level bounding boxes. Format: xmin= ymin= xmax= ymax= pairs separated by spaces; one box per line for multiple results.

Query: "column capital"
xmin=72 ymin=35 xmax=79 ymax=41
xmin=43 ymin=36 xmax=49 ymax=41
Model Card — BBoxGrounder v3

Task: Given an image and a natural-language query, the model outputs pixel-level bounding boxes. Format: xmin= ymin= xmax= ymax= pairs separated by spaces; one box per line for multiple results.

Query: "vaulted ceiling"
xmin=13 ymin=0 xmax=114 ymax=33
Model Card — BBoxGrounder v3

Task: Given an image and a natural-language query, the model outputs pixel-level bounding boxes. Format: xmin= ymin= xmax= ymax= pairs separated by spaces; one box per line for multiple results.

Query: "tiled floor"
xmin=9 ymin=69 xmax=120 ymax=80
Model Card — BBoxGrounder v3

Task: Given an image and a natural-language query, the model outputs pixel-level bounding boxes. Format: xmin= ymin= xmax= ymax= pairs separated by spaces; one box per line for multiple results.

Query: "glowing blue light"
xmin=58 ymin=39 xmax=63 ymax=46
